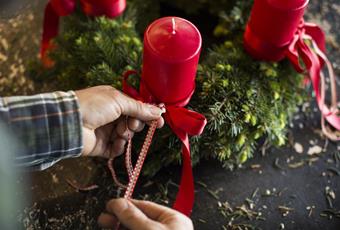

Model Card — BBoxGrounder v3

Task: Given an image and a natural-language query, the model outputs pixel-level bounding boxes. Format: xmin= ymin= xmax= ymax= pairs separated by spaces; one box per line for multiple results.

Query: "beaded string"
xmin=67 ymin=107 xmax=162 ymax=230
xmin=66 ymin=179 xmax=99 ymax=191
xmin=114 ymin=120 xmax=158 ymax=230
xmin=108 ymin=158 xmax=127 ymax=189
xmin=66 ymin=115 xmax=160 ymax=197
xmin=123 ymin=120 xmax=158 ymax=199
xmin=124 ymin=136 xmax=133 ymax=180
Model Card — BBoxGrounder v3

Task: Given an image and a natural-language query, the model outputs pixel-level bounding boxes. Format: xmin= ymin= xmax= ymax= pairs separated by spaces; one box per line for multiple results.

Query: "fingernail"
xmin=147 ymin=104 xmax=163 ymax=116
xmin=158 ymin=103 xmax=166 ymax=114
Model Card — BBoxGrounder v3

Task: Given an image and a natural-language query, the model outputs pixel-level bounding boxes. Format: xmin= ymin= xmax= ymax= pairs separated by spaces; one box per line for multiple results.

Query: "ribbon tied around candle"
xmin=284 ymin=21 xmax=340 ymax=140
xmin=40 ymin=0 xmax=126 ymax=67
xmin=123 ymin=70 xmax=207 ymax=215
xmin=244 ymin=0 xmax=339 ymax=140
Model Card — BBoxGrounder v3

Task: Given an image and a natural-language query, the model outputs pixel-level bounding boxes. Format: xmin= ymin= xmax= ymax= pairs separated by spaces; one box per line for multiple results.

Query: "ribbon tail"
xmin=164 ymin=107 xmax=207 ymax=215
xmin=308 ymin=40 xmax=340 ymax=134
xmin=304 ymin=22 xmax=326 ymax=52
xmin=311 ymin=40 xmax=338 ymax=110
xmin=285 ymin=34 xmax=304 ymax=73
xmin=319 ymin=72 xmax=340 ymax=140
xmin=313 ymin=48 xmax=340 ymax=140
xmin=294 ymin=35 xmax=340 ymax=140
xmin=40 ymin=2 xmax=60 ymax=67
xmin=173 ymin=134 xmax=195 ymax=216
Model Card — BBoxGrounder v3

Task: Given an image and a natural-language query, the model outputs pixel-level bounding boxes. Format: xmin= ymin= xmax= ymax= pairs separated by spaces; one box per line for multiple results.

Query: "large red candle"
xmin=125 ymin=17 xmax=205 ymax=215
xmin=244 ymin=0 xmax=309 ymax=61
xmin=80 ymin=0 xmax=126 ymax=18
xmin=141 ymin=17 xmax=202 ymax=106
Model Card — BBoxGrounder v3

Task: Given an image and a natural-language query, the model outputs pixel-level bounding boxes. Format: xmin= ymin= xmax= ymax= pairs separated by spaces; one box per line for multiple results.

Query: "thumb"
xmin=116 ymin=92 xmax=164 ymax=121
xmin=131 ymin=199 xmax=180 ymax=221
xmin=106 ymin=198 xmax=162 ymax=230
xmin=131 ymin=199 xmax=193 ymax=228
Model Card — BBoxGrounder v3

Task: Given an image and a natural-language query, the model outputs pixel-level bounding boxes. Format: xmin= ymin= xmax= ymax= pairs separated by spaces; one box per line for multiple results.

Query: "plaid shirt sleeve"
xmin=0 ymin=91 xmax=83 ymax=170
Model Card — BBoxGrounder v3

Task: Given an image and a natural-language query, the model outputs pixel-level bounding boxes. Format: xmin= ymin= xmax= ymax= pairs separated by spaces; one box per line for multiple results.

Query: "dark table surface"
xmin=0 ymin=0 xmax=339 ymax=229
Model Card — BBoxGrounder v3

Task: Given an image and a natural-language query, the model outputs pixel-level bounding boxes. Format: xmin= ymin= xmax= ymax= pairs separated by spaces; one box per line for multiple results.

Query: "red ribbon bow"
xmin=123 ymin=70 xmax=207 ymax=215
xmin=40 ymin=0 xmax=126 ymax=66
xmin=285 ymin=21 xmax=340 ymax=140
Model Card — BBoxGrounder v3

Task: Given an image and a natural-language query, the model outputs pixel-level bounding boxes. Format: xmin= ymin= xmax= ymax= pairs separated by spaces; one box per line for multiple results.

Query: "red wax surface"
xmin=268 ymin=0 xmax=308 ymax=10
xmin=80 ymin=0 xmax=126 ymax=18
xmin=141 ymin=17 xmax=202 ymax=105
xmin=50 ymin=0 xmax=76 ymax=16
xmin=243 ymin=0 xmax=309 ymax=61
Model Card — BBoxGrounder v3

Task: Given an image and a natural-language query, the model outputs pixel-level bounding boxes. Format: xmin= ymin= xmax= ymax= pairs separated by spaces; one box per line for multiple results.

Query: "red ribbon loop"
xmin=285 ymin=21 xmax=340 ymax=140
xmin=123 ymin=70 xmax=207 ymax=216
xmin=40 ymin=0 xmax=126 ymax=66
xmin=122 ymin=70 xmax=144 ymax=101
xmin=166 ymin=106 xmax=206 ymax=136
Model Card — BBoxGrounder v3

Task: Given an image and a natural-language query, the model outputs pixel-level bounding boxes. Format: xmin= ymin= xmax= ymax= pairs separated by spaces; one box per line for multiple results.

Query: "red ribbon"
xmin=40 ymin=0 xmax=126 ymax=67
xmin=123 ymin=70 xmax=207 ymax=215
xmin=285 ymin=21 xmax=340 ymax=140
xmin=244 ymin=18 xmax=340 ymax=140
xmin=244 ymin=0 xmax=339 ymax=140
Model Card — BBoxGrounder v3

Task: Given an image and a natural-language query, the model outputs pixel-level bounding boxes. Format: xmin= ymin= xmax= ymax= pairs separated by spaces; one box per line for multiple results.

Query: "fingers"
xmin=146 ymin=117 xmax=164 ymax=128
xmin=116 ymin=118 xmax=135 ymax=140
xmin=128 ymin=118 xmax=145 ymax=132
xmin=111 ymin=117 xmax=137 ymax=158
xmin=118 ymin=117 xmax=163 ymax=137
xmin=105 ymin=198 xmax=161 ymax=230
xmin=116 ymin=117 xmax=163 ymax=140
xmin=111 ymin=138 xmax=126 ymax=157
xmin=131 ymin=199 xmax=179 ymax=221
xmin=78 ymin=85 xmax=167 ymax=158
xmin=85 ymin=123 xmax=115 ymax=158
xmin=99 ymin=199 xmax=193 ymax=230
xmin=131 ymin=200 xmax=193 ymax=230
xmin=98 ymin=212 xmax=118 ymax=229
xmin=76 ymin=85 xmax=165 ymax=134
xmin=115 ymin=92 xmax=165 ymax=122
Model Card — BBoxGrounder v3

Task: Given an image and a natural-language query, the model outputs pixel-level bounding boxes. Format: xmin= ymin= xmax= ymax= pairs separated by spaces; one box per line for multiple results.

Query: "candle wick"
xmin=171 ymin=18 xmax=176 ymax=35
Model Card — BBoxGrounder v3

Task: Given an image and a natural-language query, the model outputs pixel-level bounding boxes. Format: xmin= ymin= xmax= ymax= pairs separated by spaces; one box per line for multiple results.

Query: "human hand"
xmin=98 ymin=198 xmax=194 ymax=230
xmin=75 ymin=86 xmax=165 ymax=158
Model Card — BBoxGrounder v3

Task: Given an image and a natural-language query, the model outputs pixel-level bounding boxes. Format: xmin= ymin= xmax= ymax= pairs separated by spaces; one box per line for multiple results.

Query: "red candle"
xmin=141 ymin=17 xmax=202 ymax=106
xmin=41 ymin=0 xmax=127 ymax=67
xmin=267 ymin=0 xmax=307 ymax=9
xmin=80 ymin=0 xmax=126 ymax=18
xmin=244 ymin=0 xmax=309 ymax=61
xmin=50 ymin=0 xmax=76 ymax=16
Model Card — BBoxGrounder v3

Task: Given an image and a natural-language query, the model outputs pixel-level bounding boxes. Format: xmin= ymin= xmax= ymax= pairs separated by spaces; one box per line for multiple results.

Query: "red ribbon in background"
xmin=244 ymin=0 xmax=340 ymax=140
xmin=123 ymin=70 xmax=207 ymax=216
xmin=40 ymin=0 xmax=126 ymax=67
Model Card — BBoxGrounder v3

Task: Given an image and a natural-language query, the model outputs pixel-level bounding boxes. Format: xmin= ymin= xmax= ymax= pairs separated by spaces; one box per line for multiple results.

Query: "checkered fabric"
xmin=0 ymin=91 xmax=83 ymax=170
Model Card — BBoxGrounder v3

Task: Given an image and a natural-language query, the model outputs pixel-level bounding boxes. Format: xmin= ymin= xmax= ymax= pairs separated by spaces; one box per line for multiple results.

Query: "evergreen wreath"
xmin=30 ymin=0 xmax=306 ymax=175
